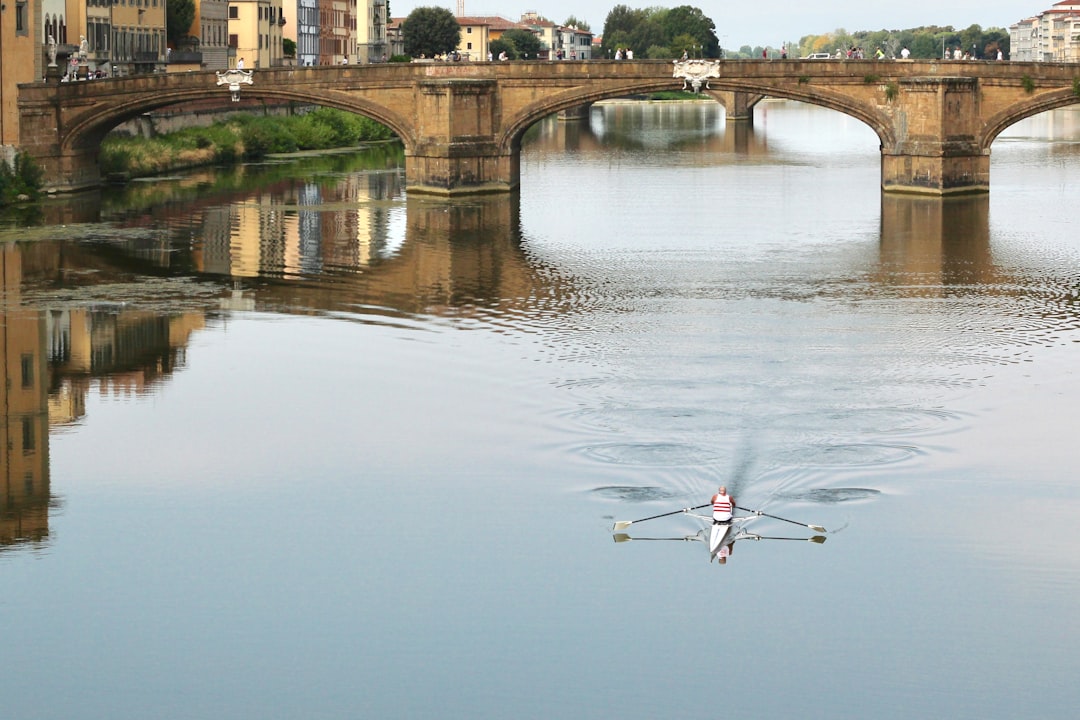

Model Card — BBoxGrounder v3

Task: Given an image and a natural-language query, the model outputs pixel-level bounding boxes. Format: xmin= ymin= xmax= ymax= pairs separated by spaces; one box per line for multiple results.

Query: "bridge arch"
xmin=19 ymin=60 xmax=1080 ymax=195
xmin=982 ymin=91 xmax=1080 ymax=147
xmin=57 ymin=81 xmax=417 ymax=158
xmin=495 ymin=75 xmax=896 ymax=160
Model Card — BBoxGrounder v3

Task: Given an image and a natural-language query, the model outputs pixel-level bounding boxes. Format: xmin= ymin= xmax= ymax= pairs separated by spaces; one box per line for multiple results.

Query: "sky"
xmin=390 ymin=1 xmax=1045 ymax=48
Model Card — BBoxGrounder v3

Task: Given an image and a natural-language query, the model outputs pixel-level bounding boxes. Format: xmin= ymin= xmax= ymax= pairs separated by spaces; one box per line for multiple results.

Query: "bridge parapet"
xmin=16 ymin=60 xmax=1080 ymax=195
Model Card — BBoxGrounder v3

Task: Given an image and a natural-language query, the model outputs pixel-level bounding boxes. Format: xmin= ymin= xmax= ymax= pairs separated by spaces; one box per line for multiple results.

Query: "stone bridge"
xmin=17 ymin=59 xmax=1080 ymax=196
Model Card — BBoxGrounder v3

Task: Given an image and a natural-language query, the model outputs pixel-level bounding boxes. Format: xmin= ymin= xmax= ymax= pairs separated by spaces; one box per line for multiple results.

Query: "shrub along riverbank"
xmin=101 ymin=108 xmax=396 ymax=180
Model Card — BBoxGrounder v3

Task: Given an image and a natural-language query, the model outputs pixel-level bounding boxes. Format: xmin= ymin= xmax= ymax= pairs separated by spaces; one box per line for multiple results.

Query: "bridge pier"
xmin=712 ymin=90 xmax=760 ymax=124
xmin=18 ymin=96 xmax=102 ymax=193
xmin=880 ymin=77 xmax=989 ymax=196
xmin=405 ymin=79 xmax=518 ymax=196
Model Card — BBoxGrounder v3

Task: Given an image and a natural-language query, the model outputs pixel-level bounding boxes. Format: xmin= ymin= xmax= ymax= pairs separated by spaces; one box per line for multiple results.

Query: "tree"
xmin=628 ymin=16 xmax=667 ymax=57
xmin=662 ymin=6 xmax=719 ymax=56
xmin=402 ymin=6 xmax=461 ymax=58
xmin=501 ymin=29 xmax=542 ymax=58
xmin=166 ymin=0 xmax=196 ymax=47
xmin=604 ymin=5 xmax=646 ymax=38
xmin=564 ymin=16 xmax=590 ymax=31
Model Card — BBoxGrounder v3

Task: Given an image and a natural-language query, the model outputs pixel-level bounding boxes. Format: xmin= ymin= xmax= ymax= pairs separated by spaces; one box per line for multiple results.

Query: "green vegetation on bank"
xmin=101 ymin=108 xmax=396 ymax=180
xmin=0 ymin=153 xmax=44 ymax=206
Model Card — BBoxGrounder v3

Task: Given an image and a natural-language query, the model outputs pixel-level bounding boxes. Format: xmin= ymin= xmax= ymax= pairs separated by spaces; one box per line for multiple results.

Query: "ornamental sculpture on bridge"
xmin=216 ymin=68 xmax=254 ymax=102
xmin=672 ymin=59 xmax=720 ymax=93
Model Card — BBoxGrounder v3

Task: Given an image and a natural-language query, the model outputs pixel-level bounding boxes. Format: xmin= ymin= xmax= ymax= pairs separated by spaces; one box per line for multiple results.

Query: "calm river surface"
xmin=2 ymin=100 xmax=1079 ymax=719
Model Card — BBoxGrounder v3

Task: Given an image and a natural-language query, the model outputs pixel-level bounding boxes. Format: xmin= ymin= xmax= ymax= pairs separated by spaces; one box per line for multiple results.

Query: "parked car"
xmin=802 ymin=53 xmax=833 ymax=60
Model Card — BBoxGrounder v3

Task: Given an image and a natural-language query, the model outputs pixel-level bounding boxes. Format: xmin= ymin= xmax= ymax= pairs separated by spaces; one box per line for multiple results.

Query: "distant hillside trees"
xmin=794 ymin=24 xmax=1010 ymax=60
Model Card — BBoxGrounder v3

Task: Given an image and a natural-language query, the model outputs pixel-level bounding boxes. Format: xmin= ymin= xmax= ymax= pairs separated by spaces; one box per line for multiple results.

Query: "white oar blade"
xmin=612 ymin=521 xmax=633 ymax=531
xmin=809 ymin=525 xmax=827 ymax=533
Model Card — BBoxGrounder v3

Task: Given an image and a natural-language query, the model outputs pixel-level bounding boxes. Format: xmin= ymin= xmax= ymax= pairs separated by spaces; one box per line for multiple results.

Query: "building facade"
xmin=228 ymin=0 xmax=285 ymax=68
xmin=1010 ymin=0 xmax=1080 ymax=61
xmin=356 ymin=0 xmax=386 ymax=62
xmin=189 ymin=0 xmax=231 ymax=70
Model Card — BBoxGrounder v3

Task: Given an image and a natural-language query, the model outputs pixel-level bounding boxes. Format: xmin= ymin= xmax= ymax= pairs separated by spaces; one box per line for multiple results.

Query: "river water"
xmin=2 ymin=101 xmax=1079 ymax=719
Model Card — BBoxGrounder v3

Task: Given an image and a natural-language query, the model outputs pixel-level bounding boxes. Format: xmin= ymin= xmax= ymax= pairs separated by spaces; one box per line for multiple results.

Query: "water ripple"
xmin=577 ymin=442 xmax=723 ymax=467
xmin=777 ymin=487 xmax=883 ymax=504
xmin=588 ymin=485 xmax=680 ymax=502
xmin=782 ymin=442 xmax=921 ymax=467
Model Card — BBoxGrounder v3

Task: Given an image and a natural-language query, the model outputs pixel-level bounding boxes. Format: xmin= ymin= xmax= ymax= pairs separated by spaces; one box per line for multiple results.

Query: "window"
xmin=229 ymin=34 xmax=239 ymax=48
xmin=229 ymin=6 xmax=239 ymax=19
xmin=22 ymin=417 xmax=36 ymax=453
xmin=16 ymin=1 xmax=28 ymax=35
xmin=21 ymin=354 xmax=34 ymax=389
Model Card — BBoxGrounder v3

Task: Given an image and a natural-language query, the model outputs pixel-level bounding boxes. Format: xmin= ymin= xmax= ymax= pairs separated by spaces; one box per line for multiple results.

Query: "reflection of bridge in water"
xmin=530 ymin=102 xmax=770 ymax=160
xmin=0 ymin=166 xmax=1068 ymax=551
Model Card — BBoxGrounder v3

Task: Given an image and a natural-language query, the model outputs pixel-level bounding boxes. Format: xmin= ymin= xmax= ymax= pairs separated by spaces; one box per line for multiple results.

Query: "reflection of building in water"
xmin=3 ymin=240 xmax=208 ymax=551
xmin=46 ymin=308 xmax=205 ymax=401
xmin=193 ymin=171 xmax=402 ymax=277
xmin=1 ymin=245 xmax=51 ymax=551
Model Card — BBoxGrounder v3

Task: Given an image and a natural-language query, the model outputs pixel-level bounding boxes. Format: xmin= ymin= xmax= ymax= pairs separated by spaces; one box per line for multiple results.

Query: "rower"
xmin=711 ymin=485 xmax=734 ymax=525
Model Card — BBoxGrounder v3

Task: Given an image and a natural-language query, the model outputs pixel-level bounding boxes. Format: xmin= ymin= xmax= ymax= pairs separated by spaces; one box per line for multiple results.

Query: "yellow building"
xmin=455 ymin=18 xmax=491 ymax=60
xmin=0 ymin=0 xmax=42 ymax=146
xmin=0 ymin=245 xmax=51 ymax=550
xmin=228 ymin=0 xmax=285 ymax=69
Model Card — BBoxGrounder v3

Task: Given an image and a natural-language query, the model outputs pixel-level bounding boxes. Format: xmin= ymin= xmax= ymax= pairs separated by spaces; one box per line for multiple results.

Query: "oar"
xmin=613 ymin=533 xmax=700 ymax=543
xmin=744 ymin=534 xmax=827 ymax=544
xmin=735 ymin=505 xmax=826 ymax=533
xmin=612 ymin=503 xmax=710 ymax=532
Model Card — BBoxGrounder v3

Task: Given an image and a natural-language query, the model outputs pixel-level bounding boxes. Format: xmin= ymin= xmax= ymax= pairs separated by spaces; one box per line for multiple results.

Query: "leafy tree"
xmin=564 ymin=16 xmax=590 ymax=31
xmin=502 ymin=29 xmax=542 ymax=58
xmin=662 ymin=6 xmax=719 ymax=56
xmin=671 ymin=33 xmax=698 ymax=57
xmin=166 ymin=0 xmax=196 ymax=47
xmin=489 ymin=38 xmax=515 ymax=59
xmin=603 ymin=30 xmax=632 ymax=57
xmin=959 ymin=24 xmax=983 ymax=58
xmin=910 ymin=34 xmax=939 ymax=59
xmin=628 ymin=17 xmax=667 ymax=57
xmin=0 ymin=153 xmax=44 ymax=204
xmin=283 ymin=38 xmax=296 ymax=59
xmin=402 ymin=6 xmax=461 ymax=58
xmin=604 ymin=5 xmax=646 ymax=38
xmin=646 ymin=44 xmax=671 ymax=60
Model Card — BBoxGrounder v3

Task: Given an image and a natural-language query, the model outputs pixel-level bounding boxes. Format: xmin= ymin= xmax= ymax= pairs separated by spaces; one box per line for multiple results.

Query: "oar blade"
xmin=612 ymin=520 xmax=633 ymax=532
xmin=809 ymin=535 xmax=827 ymax=544
xmin=613 ymin=533 xmax=632 ymax=543
xmin=809 ymin=524 xmax=827 ymax=533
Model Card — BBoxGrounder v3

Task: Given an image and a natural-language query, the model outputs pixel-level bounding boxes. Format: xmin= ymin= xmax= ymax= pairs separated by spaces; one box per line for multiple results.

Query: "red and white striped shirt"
xmin=712 ymin=492 xmax=733 ymax=521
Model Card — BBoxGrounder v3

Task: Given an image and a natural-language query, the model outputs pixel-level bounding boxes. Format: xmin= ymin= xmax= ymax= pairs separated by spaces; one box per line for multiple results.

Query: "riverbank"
xmin=100 ymin=107 xmax=396 ymax=182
